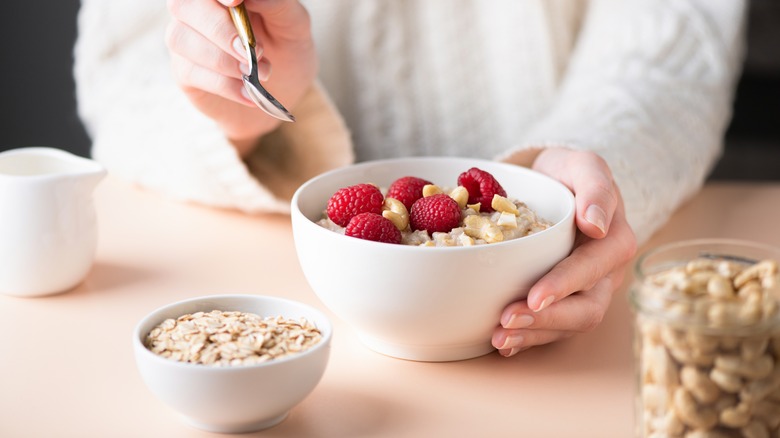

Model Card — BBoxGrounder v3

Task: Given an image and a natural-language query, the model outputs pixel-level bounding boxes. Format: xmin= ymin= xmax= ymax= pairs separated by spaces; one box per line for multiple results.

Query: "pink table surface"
xmin=1 ymin=178 xmax=779 ymax=438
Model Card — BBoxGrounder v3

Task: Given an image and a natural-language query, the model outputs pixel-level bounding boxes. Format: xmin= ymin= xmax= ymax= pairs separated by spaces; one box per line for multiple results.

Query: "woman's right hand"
xmin=165 ymin=0 xmax=317 ymax=155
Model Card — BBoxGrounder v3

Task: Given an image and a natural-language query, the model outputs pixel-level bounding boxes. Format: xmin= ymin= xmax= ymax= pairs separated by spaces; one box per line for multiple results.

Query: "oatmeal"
xmin=317 ymin=167 xmax=551 ymax=246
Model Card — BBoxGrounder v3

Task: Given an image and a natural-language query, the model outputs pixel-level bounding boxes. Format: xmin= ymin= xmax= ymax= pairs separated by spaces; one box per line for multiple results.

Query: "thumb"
xmin=574 ymin=184 xmax=617 ymax=240
xmin=534 ymin=148 xmax=617 ymax=239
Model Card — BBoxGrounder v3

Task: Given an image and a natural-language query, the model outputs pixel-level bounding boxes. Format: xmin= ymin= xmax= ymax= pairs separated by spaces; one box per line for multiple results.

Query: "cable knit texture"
xmin=74 ymin=0 xmax=745 ymax=243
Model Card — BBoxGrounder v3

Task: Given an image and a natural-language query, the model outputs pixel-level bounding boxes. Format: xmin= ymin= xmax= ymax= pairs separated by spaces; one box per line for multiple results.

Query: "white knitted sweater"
xmin=74 ymin=0 xmax=746 ymax=244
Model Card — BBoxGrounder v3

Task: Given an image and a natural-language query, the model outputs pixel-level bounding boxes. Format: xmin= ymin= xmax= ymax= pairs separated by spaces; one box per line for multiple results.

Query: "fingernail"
xmin=499 ymin=348 xmax=518 ymax=357
xmin=240 ymin=86 xmax=251 ymax=102
xmin=500 ymin=334 xmax=524 ymax=350
xmin=534 ymin=296 xmax=555 ymax=313
xmin=504 ymin=314 xmax=534 ymax=329
xmin=585 ymin=204 xmax=607 ymax=235
xmin=232 ymin=36 xmax=247 ymax=60
xmin=257 ymin=59 xmax=272 ymax=82
xmin=239 ymin=62 xmax=250 ymax=76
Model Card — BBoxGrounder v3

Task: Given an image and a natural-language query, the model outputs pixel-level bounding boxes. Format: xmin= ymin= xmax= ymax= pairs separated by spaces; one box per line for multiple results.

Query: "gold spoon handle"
xmin=229 ymin=3 xmax=256 ymax=48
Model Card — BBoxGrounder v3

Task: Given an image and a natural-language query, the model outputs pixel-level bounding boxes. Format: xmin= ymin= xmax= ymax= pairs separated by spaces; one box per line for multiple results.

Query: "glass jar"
xmin=630 ymin=239 xmax=780 ymax=438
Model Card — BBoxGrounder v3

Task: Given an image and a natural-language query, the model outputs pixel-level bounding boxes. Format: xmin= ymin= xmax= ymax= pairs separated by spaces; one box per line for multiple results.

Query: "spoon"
xmin=228 ymin=3 xmax=295 ymax=122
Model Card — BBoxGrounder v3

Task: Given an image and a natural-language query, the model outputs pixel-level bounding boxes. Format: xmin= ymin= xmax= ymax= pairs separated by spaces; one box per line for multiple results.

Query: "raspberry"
xmin=326 ymin=183 xmax=384 ymax=227
xmin=409 ymin=194 xmax=462 ymax=234
xmin=456 ymin=167 xmax=507 ymax=212
xmin=345 ymin=213 xmax=402 ymax=244
xmin=386 ymin=176 xmax=433 ymax=211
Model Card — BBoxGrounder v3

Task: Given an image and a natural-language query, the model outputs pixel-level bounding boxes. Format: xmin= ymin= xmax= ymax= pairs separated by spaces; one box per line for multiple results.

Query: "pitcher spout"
xmin=78 ymin=166 xmax=107 ymax=192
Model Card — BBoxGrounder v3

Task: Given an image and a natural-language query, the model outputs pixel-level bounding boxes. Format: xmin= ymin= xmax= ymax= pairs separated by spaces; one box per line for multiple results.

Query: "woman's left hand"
xmin=492 ymin=147 xmax=637 ymax=357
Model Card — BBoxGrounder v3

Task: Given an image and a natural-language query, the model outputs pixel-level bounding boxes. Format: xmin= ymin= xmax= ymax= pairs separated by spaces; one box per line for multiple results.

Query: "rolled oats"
xmin=145 ymin=310 xmax=323 ymax=366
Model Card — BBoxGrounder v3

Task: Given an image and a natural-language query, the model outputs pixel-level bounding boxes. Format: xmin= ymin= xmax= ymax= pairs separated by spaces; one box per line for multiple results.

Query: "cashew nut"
xmin=737 ymin=298 xmax=763 ymax=325
xmin=449 ymin=186 xmax=469 ymax=209
xmin=648 ymin=410 xmax=684 ymax=435
xmin=740 ymin=336 xmax=769 ymax=361
xmin=737 ymin=280 xmax=763 ymax=300
xmin=740 ymin=368 xmax=780 ymax=403
xmin=715 ymin=354 xmax=774 ymax=380
xmin=709 ymin=367 xmax=743 ymax=393
xmin=491 ymin=194 xmax=519 ymax=215
xmin=681 ymin=365 xmax=720 ymax=404
xmin=669 ymin=344 xmax=716 ymax=367
xmin=707 ymin=302 xmax=734 ymax=328
xmin=463 ymin=215 xmax=504 ymax=244
xmin=673 ymin=387 xmax=718 ymax=429
xmin=382 ymin=198 xmax=409 ymax=231
xmin=687 ymin=332 xmax=719 ymax=354
xmin=421 ymin=184 xmax=443 ymax=197
xmin=458 ymin=233 xmax=475 ymax=246
xmin=719 ymin=401 xmax=752 ymax=427
xmin=642 ymin=383 xmax=668 ymax=413
xmin=684 ymin=271 xmax=716 ymax=296
xmin=684 ymin=430 xmax=732 ymax=438
xmin=706 ymin=274 xmax=734 ymax=299
xmin=740 ymin=420 xmax=770 ymax=438
xmin=466 ymin=202 xmax=481 ymax=212
xmin=753 ymin=399 xmax=780 ymax=429
xmin=734 ymin=260 xmax=778 ymax=289
xmin=496 ymin=211 xmax=518 ymax=229
xmin=644 ymin=343 xmax=679 ymax=386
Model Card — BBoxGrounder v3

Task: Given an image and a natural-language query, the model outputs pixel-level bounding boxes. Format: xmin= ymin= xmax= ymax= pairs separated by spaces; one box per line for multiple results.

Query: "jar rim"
xmin=633 ymin=238 xmax=780 ymax=281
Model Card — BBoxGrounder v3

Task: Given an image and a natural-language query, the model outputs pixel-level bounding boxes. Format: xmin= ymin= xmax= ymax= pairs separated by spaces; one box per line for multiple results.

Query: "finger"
xmin=256 ymin=56 xmax=272 ymax=82
xmin=166 ymin=21 xmax=245 ymax=80
xmin=526 ymin=205 xmax=636 ymax=312
xmin=570 ymin=157 xmax=617 ymax=239
xmin=170 ymin=54 xmax=253 ymax=107
xmin=535 ymin=149 xmax=617 ymax=239
xmin=492 ymin=274 xmax=618 ymax=357
xmin=497 ymin=272 xmax=617 ymax=333
xmin=495 ymin=330 xmax=576 ymax=357
xmin=167 ymin=0 xmax=260 ymax=64
xmin=216 ymin=0 xmax=242 ymax=6
xmin=570 ymin=152 xmax=617 ymax=239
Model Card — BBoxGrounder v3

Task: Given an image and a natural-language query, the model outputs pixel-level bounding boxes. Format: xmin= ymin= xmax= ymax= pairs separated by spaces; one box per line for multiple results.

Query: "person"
xmin=74 ymin=0 xmax=747 ymax=357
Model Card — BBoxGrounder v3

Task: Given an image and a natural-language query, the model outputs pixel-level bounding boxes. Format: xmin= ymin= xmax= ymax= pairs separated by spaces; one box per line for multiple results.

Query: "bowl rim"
xmin=290 ymin=156 xmax=576 ymax=251
xmin=133 ymin=294 xmax=333 ymax=371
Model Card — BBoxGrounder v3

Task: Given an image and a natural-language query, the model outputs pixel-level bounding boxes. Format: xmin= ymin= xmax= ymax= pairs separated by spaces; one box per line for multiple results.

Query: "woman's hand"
xmin=165 ymin=0 xmax=317 ymax=156
xmin=492 ymin=147 xmax=637 ymax=357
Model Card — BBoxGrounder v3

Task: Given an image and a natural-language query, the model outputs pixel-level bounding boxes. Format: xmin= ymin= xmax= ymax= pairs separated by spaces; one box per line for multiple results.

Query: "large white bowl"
xmin=291 ymin=157 xmax=575 ymax=362
xmin=132 ymin=294 xmax=332 ymax=433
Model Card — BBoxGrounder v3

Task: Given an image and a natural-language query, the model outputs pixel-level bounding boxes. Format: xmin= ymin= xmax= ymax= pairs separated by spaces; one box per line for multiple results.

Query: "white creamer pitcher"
xmin=0 ymin=147 xmax=106 ymax=297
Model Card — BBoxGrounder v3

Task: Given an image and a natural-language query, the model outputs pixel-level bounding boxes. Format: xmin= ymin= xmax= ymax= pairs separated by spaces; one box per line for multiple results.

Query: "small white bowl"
xmin=291 ymin=157 xmax=575 ymax=362
xmin=132 ymin=294 xmax=332 ymax=433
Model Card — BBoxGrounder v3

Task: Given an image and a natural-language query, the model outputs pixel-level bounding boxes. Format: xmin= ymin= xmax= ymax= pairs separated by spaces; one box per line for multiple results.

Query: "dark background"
xmin=1 ymin=1 xmax=778 ymax=180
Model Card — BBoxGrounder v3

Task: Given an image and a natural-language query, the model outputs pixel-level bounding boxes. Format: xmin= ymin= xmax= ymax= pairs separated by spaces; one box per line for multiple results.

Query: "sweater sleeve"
xmin=74 ymin=0 xmax=353 ymax=214
xmin=499 ymin=0 xmax=747 ymax=244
